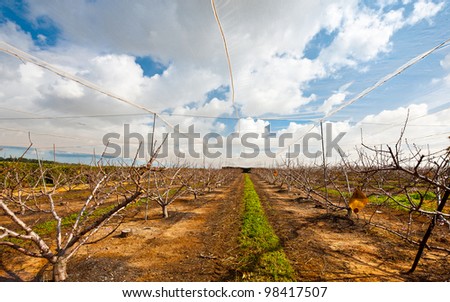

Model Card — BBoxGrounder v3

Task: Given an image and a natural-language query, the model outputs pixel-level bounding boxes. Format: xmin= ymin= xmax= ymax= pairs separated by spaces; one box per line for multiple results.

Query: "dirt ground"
xmin=1 ymin=171 xmax=449 ymax=282
xmin=0 ymin=174 xmax=243 ymax=282
xmin=250 ymin=174 xmax=450 ymax=282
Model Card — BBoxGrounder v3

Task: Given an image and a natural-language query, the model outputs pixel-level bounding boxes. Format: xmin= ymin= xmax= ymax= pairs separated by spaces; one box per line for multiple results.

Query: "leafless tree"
xmin=253 ymin=124 xmax=449 ymax=274
xmin=355 ymin=131 xmax=450 ymax=273
xmin=180 ymin=166 xmax=226 ymax=200
xmin=0 ymin=142 xmax=164 ymax=281
xmin=151 ymin=167 xmax=187 ymax=218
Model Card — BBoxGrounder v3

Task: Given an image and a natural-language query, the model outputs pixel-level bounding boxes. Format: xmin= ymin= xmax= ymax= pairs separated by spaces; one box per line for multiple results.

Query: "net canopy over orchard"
xmin=0 ymin=0 xmax=449 ymax=167
xmin=1 ymin=1 xmax=450 ymax=284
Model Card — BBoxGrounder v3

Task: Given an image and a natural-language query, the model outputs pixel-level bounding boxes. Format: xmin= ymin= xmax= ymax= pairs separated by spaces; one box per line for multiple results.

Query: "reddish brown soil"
xmin=1 ymin=171 xmax=449 ymax=282
xmin=0 ymin=174 xmax=243 ymax=282
xmin=250 ymin=174 xmax=450 ymax=282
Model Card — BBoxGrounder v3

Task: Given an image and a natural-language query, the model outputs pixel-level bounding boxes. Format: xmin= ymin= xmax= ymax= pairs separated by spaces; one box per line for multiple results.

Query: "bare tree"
xmin=0 ymin=142 xmax=163 ymax=281
xmin=349 ymin=118 xmax=450 ymax=273
xmin=253 ymin=127 xmax=449 ymax=274
xmin=180 ymin=166 xmax=224 ymax=199
xmin=151 ymin=167 xmax=187 ymax=218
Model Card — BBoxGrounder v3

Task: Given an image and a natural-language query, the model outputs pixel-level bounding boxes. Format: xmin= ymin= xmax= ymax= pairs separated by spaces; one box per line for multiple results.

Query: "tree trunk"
xmin=407 ymin=189 xmax=449 ymax=274
xmin=162 ymin=205 xmax=169 ymax=218
xmin=18 ymin=190 xmax=26 ymax=215
xmin=52 ymin=257 xmax=68 ymax=282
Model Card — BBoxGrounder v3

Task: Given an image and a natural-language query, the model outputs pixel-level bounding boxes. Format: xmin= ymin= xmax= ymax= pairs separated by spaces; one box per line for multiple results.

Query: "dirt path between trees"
xmin=0 ymin=174 xmax=244 ymax=282
xmin=250 ymin=174 xmax=450 ymax=282
xmin=3 ymin=171 xmax=449 ymax=282
xmin=68 ymin=174 xmax=244 ymax=282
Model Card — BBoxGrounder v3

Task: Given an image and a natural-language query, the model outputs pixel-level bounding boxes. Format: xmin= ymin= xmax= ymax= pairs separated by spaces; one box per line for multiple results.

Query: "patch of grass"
xmin=135 ymin=198 xmax=149 ymax=207
xmin=237 ymin=174 xmax=295 ymax=282
xmin=369 ymin=191 xmax=437 ymax=212
xmin=33 ymin=204 xmax=117 ymax=237
xmin=34 ymin=220 xmax=58 ymax=236
xmin=317 ymin=187 xmax=351 ymax=198
xmin=3 ymin=237 xmax=26 ymax=246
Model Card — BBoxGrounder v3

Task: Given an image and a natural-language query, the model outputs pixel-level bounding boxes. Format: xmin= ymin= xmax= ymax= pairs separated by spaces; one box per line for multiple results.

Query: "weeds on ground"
xmin=237 ymin=174 xmax=295 ymax=282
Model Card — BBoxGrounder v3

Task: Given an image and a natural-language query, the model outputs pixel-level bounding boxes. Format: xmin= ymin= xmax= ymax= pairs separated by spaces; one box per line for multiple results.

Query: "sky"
xmin=0 ymin=0 xmax=449 ymax=166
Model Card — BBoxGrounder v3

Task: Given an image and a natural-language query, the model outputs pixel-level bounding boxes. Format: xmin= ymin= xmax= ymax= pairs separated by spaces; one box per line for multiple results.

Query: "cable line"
xmin=211 ymin=0 xmax=241 ymax=126
xmin=0 ymin=41 xmax=174 ymax=130
xmin=321 ymin=37 xmax=450 ymax=121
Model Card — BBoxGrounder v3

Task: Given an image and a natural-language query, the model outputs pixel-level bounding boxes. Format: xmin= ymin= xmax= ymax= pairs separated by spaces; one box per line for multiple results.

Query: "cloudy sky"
xmin=0 ymin=0 xmax=449 ymax=166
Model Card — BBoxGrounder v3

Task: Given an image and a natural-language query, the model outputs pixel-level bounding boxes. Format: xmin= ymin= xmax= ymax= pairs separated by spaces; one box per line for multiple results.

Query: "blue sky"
xmin=0 ymin=1 xmax=60 ymax=47
xmin=0 ymin=0 xmax=449 ymax=165
xmin=135 ymin=56 xmax=167 ymax=77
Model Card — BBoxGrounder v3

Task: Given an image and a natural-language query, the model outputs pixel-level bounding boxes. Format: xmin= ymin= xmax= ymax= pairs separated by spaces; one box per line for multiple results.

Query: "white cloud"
xmin=0 ymin=0 xmax=448 ymax=164
xmin=318 ymin=81 xmax=353 ymax=114
xmin=88 ymin=54 xmax=145 ymax=101
xmin=339 ymin=103 xmax=449 ymax=153
xmin=39 ymin=78 xmax=85 ymax=99
xmin=318 ymin=7 xmax=404 ymax=70
xmin=319 ymin=92 xmax=348 ymax=114
xmin=441 ymin=54 xmax=450 ymax=70
xmin=26 ymin=0 xmax=224 ymax=68
xmin=141 ymin=64 xmax=224 ymax=111
xmin=237 ymin=56 xmax=322 ymax=116
xmin=443 ymin=74 xmax=450 ymax=86
xmin=275 ymin=103 xmax=449 ymax=164
xmin=360 ymin=103 xmax=425 ymax=125
xmin=37 ymin=34 xmax=47 ymax=43
xmin=168 ymin=98 xmax=233 ymax=134
xmin=5 ymin=0 xmax=439 ymax=120
xmin=377 ymin=0 xmax=401 ymax=7
xmin=236 ymin=118 xmax=269 ymax=134
xmin=407 ymin=0 xmax=444 ymax=24
xmin=0 ymin=21 xmax=35 ymax=50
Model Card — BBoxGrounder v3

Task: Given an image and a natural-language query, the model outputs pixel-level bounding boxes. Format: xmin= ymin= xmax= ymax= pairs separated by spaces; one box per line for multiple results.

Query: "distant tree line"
xmin=0 ymin=156 xmax=66 ymax=165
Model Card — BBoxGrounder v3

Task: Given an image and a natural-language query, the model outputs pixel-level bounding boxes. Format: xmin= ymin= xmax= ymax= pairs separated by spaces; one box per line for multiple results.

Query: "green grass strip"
xmin=369 ymin=191 xmax=438 ymax=212
xmin=34 ymin=204 xmax=117 ymax=237
xmin=238 ymin=174 xmax=295 ymax=282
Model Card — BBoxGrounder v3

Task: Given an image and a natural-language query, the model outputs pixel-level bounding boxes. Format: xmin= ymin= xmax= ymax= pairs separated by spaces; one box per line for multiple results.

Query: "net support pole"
xmin=145 ymin=113 xmax=157 ymax=222
xmin=320 ymin=121 xmax=328 ymax=204
xmin=150 ymin=113 xmax=156 ymax=158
